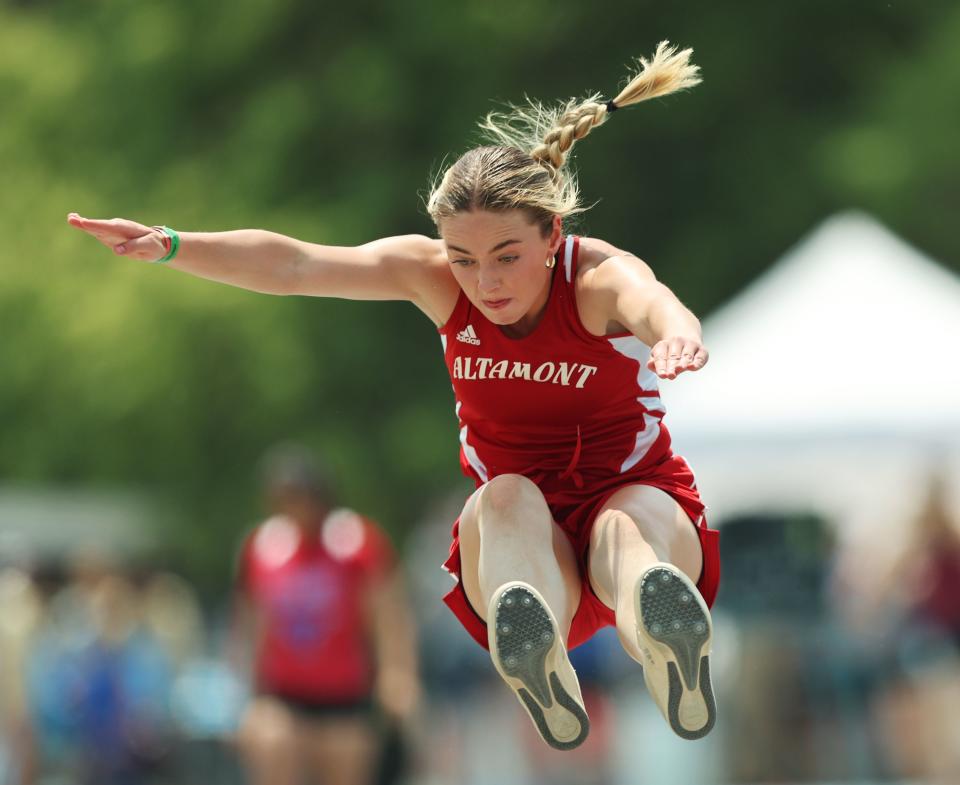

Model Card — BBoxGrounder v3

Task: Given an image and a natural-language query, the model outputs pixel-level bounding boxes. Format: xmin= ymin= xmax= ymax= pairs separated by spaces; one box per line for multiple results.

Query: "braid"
xmin=531 ymin=101 xmax=610 ymax=170
xmin=530 ymin=41 xmax=701 ymax=171
xmin=426 ymin=41 xmax=701 ymax=228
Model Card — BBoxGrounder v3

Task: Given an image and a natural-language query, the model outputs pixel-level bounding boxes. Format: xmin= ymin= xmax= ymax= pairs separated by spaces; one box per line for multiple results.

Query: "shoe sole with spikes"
xmin=635 ymin=563 xmax=716 ymax=740
xmin=488 ymin=582 xmax=589 ymax=750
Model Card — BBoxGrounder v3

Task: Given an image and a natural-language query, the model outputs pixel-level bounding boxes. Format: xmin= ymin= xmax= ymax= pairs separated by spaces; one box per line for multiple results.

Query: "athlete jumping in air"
xmin=68 ymin=41 xmax=720 ymax=750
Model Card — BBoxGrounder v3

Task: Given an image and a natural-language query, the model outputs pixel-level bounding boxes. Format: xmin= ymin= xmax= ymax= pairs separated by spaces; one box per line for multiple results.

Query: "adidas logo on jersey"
xmin=456 ymin=325 xmax=481 ymax=345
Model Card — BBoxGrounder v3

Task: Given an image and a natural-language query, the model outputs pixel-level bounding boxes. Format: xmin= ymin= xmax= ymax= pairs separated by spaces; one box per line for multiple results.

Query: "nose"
xmin=478 ymin=267 xmax=501 ymax=294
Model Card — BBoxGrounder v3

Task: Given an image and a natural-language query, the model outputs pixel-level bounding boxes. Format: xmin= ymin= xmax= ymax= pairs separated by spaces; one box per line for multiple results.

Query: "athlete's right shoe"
xmin=488 ymin=582 xmax=590 ymax=750
xmin=634 ymin=563 xmax=717 ymax=740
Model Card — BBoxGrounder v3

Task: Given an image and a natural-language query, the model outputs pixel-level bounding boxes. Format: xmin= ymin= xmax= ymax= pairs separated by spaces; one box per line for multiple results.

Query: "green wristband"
xmin=154 ymin=225 xmax=180 ymax=263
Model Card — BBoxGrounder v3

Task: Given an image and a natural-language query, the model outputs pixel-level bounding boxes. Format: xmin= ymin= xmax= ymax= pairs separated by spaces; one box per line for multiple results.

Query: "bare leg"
xmin=588 ymin=484 xmax=715 ymax=739
xmin=457 ymin=474 xmax=589 ymax=749
xmin=237 ymin=696 xmax=302 ymax=785
xmin=587 ymin=485 xmax=702 ymax=662
xmin=299 ymin=716 xmax=378 ymax=785
xmin=458 ymin=474 xmax=580 ymax=634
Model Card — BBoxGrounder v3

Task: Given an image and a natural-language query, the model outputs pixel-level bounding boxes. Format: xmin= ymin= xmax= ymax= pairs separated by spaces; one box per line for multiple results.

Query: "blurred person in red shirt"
xmin=232 ymin=443 xmax=419 ymax=785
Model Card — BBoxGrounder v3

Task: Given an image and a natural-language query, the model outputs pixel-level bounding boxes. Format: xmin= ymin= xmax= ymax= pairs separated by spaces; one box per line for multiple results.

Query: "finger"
xmin=649 ymin=342 xmax=670 ymax=378
xmin=73 ymin=216 xmax=152 ymax=240
xmin=677 ymin=341 xmax=702 ymax=372
xmin=691 ymin=346 xmax=709 ymax=369
xmin=69 ymin=214 xmax=107 ymax=230
xmin=664 ymin=337 xmax=686 ymax=378
xmin=68 ymin=215 xmax=121 ymax=245
xmin=68 ymin=214 xmax=103 ymax=236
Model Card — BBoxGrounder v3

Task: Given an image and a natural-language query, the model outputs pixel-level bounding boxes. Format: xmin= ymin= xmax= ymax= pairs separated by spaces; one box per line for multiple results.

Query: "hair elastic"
xmin=605 ymin=100 xmax=618 ymax=113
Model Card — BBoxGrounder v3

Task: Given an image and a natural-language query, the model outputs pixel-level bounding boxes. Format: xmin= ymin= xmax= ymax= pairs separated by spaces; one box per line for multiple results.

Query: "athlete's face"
xmin=441 ymin=210 xmax=563 ymax=332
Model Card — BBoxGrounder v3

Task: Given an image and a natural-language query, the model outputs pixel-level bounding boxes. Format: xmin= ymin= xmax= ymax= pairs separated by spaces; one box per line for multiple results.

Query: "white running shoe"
xmin=488 ymin=582 xmax=590 ymax=750
xmin=634 ymin=563 xmax=717 ymax=739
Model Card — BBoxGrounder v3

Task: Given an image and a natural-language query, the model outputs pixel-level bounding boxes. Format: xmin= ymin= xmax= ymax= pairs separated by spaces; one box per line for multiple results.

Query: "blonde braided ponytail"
xmin=427 ymin=41 xmax=701 ymax=230
xmin=531 ymin=101 xmax=609 ymax=170
xmin=530 ymin=41 xmax=701 ymax=171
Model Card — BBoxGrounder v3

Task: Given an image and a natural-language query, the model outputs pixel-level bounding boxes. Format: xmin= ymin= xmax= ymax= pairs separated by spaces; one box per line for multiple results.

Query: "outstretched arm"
xmin=587 ymin=254 xmax=708 ymax=380
xmin=66 ymin=213 xmax=449 ymax=308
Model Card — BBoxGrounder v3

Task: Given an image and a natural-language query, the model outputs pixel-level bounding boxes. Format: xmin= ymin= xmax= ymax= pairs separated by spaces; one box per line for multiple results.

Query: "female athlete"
xmin=67 ymin=41 xmax=721 ymax=750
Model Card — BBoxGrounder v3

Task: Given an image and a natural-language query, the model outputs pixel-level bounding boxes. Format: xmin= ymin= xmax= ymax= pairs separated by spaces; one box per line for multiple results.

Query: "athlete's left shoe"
xmin=634 ymin=562 xmax=717 ymax=740
xmin=488 ymin=582 xmax=590 ymax=750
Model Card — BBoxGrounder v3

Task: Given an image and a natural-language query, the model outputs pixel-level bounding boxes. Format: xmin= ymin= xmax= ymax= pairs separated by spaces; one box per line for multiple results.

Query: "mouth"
xmin=482 ymin=298 xmax=511 ymax=311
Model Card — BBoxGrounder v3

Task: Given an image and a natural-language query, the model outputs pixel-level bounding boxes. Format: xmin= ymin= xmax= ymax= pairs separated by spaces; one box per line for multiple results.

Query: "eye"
xmin=451 ymin=258 xmax=475 ymax=267
xmin=499 ymin=255 xmax=519 ymax=264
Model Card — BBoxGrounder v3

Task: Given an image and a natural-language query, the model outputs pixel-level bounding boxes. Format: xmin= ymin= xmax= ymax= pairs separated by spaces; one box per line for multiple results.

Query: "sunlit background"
xmin=2 ymin=0 xmax=959 ymax=783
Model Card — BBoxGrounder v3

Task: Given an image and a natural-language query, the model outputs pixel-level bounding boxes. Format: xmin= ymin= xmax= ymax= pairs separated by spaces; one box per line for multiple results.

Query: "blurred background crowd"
xmin=1 ymin=448 xmax=959 ymax=785
xmin=2 ymin=0 xmax=959 ymax=783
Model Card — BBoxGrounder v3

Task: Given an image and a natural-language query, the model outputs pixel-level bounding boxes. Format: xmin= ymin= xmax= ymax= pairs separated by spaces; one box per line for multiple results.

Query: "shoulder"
xmin=360 ymin=233 xmax=447 ymax=271
xmin=236 ymin=516 xmax=300 ymax=585
xmin=323 ymin=509 xmax=396 ymax=573
xmin=575 ymin=236 xmax=658 ymax=285
xmin=363 ymin=234 xmax=458 ymax=324
xmin=577 ymin=237 xmax=661 ymax=304
xmin=573 ymin=237 xmax=659 ymax=334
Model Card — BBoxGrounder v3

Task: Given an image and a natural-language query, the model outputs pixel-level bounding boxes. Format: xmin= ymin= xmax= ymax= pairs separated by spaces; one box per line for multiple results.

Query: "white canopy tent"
xmin=659 ymin=211 xmax=960 ymax=550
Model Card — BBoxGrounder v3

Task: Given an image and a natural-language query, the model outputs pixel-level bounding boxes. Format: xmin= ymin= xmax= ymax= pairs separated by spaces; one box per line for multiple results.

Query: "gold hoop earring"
xmin=545 ymin=255 xmax=556 ymax=269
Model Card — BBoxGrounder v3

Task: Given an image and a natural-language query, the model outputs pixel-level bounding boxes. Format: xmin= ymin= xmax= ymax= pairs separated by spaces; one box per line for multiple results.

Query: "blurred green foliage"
xmin=1 ymin=0 xmax=957 ymax=589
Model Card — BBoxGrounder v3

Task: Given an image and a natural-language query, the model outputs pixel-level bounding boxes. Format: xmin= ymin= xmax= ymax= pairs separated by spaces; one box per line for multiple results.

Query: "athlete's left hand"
xmin=647 ymin=337 xmax=709 ymax=379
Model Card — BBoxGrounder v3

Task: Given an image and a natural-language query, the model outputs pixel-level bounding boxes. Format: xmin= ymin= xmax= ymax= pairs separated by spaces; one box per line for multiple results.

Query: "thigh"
xmin=457 ymin=478 xmax=581 ymax=623
xmin=298 ymin=715 xmax=378 ymax=785
xmin=238 ymin=695 xmax=298 ymax=752
xmin=237 ymin=696 xmax=302 ymax=783
xmin=588 ymin=484 xmax=704 ymax=605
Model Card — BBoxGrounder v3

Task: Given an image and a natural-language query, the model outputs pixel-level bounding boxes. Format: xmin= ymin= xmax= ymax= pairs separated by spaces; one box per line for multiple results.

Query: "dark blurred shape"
xmin=715 ymin=512 xmax=832 ymax=618
xmin=713 ymin=512 xmax=897 ymax=783
xmin=259 ymin=441 xmax=339 ymax=512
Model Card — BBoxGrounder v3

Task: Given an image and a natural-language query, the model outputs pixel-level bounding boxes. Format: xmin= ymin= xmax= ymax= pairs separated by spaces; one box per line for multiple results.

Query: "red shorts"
xmin=441 ymin=452 xmax=721 ymax=651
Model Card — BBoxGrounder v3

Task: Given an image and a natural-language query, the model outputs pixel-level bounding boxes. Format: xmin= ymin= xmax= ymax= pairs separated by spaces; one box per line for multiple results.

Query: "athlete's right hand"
xmin=67 ymin=213 xmax=168 ymax=262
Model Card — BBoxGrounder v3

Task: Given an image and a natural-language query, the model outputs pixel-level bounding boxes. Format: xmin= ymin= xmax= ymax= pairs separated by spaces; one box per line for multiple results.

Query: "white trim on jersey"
xmin=456 ymin=401 xmax=489 ymax=482
xmin=643 ymin=395 xmax=665 ymax=413
xmin=459 ymin=425 xmax=489 ymax=482
xmin=608 ymin=335 xmax=665 ymax=472
xmin=563 ymin=235 xmax=575 ymax=283
xmin=440 ymin=334 xmax=447 ymax=352
xmin=608 ymin=335 xmax=660 ymax=391
xmin=620 ymin=412 xmax=666 ymax=473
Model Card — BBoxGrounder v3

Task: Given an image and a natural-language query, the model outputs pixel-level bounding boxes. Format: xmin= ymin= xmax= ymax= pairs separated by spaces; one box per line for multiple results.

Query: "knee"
xmin=477 ymin=474 xmax=545 ymax=519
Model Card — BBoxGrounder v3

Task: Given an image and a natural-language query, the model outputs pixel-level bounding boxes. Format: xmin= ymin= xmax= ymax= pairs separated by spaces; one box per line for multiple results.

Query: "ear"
xmin=549 ymin=214 xmax=563 ymax=255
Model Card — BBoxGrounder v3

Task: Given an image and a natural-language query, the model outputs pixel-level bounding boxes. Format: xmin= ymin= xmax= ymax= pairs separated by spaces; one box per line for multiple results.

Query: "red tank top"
xmin=239 ymin=509 xmax=394 ymax=701
xmin=438 ymin=236 xmax=673 ymax=507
